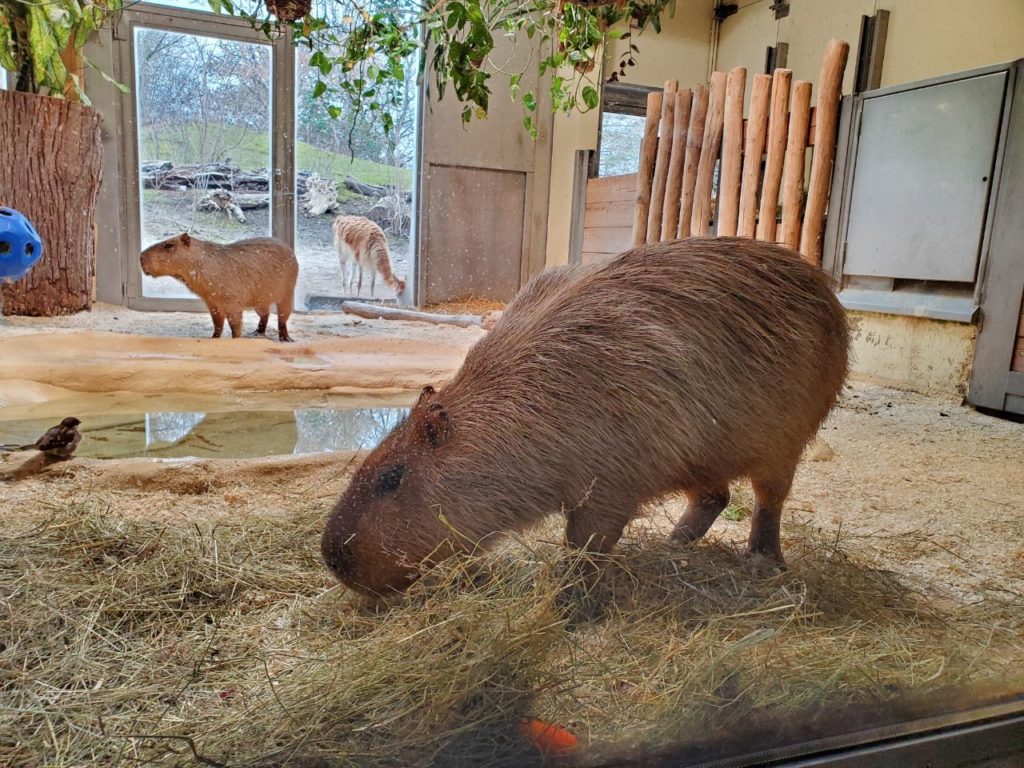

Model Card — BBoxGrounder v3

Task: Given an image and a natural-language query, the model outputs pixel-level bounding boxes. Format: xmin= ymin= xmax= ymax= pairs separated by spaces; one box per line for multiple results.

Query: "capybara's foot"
xmin=278 ymin=331 xmax=294 ymax=343
xmin=743 ymin=546 xmax=787 ymax=575
xmin=248 ymin=329 xmax=267 ymax=338
xmin=670 ymin=487 xmax=730 ymax=544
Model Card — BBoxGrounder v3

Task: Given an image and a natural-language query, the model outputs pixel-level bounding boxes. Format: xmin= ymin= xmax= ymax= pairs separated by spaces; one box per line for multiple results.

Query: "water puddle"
xmin=0 ymin=407 xmax=407 ymax=460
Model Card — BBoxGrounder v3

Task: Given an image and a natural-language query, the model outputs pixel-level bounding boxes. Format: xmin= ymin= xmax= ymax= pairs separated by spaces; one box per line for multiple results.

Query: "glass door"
xmin=120 ymin=6 xmax=284 ymax=309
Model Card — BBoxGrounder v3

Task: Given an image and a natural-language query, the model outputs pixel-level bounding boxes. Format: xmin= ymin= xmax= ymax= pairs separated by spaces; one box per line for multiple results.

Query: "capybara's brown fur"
xmin=322 ymin=237 xmax=850 ymax=597
xmin=140 ymin=233 xmax=298 ymax=341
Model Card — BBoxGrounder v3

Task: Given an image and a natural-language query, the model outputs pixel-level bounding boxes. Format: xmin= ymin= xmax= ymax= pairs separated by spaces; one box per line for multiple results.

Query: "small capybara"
xmin=321 ymin=237 xmax=850 ymax=598
xmin=140 ymin=233 xmax=298 ymax=341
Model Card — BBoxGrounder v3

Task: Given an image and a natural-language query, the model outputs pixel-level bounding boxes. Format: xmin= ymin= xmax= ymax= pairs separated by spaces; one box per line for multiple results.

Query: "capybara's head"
xmin=321 ymin=385 xmax=457 ymax=597
xmin=141 ymin=233 xmax=196 ymax=279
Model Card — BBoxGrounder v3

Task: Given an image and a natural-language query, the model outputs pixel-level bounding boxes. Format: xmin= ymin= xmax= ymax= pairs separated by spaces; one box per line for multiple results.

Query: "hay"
xmin=1 ymin=492 xmax=1022 ymax=767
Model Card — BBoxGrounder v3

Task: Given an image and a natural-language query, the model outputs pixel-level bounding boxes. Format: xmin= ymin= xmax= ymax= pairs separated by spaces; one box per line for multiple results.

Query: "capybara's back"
xmin=322 ymin=237 xmax=849 ymax=597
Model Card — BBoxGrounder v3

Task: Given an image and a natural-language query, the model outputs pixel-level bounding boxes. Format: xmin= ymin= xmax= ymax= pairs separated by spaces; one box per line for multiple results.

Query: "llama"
xmin=332 ymin=215 xmax=406 ymax=298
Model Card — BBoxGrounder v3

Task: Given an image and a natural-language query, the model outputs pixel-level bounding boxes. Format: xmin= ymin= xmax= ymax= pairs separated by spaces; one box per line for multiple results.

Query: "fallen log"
xmin=341 ymin=301 xmax=486 ymax=328
xmin=344 ymin=175 xmax=412 ymax=202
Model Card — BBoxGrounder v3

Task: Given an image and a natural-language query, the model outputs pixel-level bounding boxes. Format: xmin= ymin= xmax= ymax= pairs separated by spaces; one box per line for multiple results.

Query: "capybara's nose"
xmin=321 ymin=529 xmax=355 ymax=582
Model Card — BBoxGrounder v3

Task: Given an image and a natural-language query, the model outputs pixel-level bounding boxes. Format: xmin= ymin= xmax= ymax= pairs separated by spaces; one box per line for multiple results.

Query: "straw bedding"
xmin=2 ymin=470 xmax=1021 ymax=768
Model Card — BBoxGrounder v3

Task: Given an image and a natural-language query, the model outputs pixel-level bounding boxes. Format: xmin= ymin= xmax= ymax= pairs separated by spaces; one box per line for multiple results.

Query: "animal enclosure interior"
xmin=2 ymin=1 xmax=1024 ymax=766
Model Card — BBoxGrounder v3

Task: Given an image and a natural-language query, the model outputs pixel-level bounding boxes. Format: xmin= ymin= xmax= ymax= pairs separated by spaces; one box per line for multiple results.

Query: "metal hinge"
xmin=770 ymin=1 xmax=790 ymax=19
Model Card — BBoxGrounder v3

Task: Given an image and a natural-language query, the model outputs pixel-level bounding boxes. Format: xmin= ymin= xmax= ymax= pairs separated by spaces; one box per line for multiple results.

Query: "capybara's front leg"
xmin=748 ymin=467 xmax=797 ymax=566
xmin=227 ymin=312 xmax=244 ymax=339
xmin=210 ymin=309 xmax=225 ymax=338
xmin=561 ymin=501 xmax=631 ymax=621
xmin=670 ymin=485 xmax=731 ymax=544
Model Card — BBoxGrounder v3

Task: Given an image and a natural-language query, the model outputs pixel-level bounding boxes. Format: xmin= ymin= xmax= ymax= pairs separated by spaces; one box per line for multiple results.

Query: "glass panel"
xmin=134 ymin=27 xmax=272 ymax=300
xmin=293 ymin=36 xmax=417 ymax=309
xmin=136 ymin=0 xmax=262 ymax=14
xmin=599 ymin=111 xmax=646 ymax=176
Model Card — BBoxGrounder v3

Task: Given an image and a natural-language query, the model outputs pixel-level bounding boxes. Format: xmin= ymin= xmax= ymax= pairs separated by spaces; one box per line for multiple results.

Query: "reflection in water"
xmin=293 ymin=408 xmax=406 ymax=454
xmin=145 ymin=412 xmax=207 ymax=448
xmin=0 ymin=408 xmax=408 ymax=460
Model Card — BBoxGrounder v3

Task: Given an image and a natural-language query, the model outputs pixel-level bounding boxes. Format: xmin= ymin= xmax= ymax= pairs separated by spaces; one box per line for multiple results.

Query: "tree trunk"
xmin=1 ymin=90 xmax=103 ymax=316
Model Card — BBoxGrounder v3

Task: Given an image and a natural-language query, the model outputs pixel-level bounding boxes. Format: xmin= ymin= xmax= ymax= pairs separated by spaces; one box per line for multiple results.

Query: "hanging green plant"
xmin=0 ymin=0 xmax=126 ymax=102
xmin=222 ymin=0 xmax=676 ymax=138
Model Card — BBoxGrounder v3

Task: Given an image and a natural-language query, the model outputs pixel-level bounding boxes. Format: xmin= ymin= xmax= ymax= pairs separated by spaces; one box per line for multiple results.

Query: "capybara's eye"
xmin=163 ymin=242 xmax=173 ymax=250
xmin=375 ymin=465 xmax=405 ymax=495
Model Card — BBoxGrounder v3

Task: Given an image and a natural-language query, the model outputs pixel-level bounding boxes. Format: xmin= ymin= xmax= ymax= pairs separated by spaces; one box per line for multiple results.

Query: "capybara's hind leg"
xmin=277 ymin=294 xmax=294 ymax=343
xmin=748 ymin=468 xmax=796 ymax=564
xmin=251 ymin=308 xmax=270 ymax=337
xmin=227 ymin=312 xmax=244 ymax=339
xmin=210 ymin=309 xmax=225 ymax=338
xmin=670 ymin=485 xmax=731 ymax=544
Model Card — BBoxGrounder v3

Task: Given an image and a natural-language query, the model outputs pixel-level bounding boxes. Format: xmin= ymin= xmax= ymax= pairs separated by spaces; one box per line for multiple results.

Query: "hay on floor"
xmin=1 ymin=496 xmax=1021 ymax=767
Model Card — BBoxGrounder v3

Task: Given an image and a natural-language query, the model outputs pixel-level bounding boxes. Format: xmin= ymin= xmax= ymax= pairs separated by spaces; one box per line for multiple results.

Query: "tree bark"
xmin=1 ymin=90 xmax=104 ymax=316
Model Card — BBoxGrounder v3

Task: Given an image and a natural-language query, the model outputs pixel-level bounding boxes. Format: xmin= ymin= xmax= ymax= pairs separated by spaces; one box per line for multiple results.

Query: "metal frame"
xmin=968 ymin=60 xmax=1024 ymax=413
xmin=110 ymin=3 xmax=293 ymax=312
xmin=822 ymin=60 xmax=1019 ymax=324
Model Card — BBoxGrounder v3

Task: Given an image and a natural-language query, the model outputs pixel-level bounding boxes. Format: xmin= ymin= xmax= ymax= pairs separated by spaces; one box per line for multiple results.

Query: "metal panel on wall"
xmin=416 ymin=29 xmax=552 ymax=305
xmin=423 ymin=166 xmax=526 ymax=300
xmin=843 ymin=72 xmax=1007 ymax=282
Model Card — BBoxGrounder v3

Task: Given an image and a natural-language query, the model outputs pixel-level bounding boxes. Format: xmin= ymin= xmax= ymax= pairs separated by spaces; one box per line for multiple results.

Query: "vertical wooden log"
xmin=632 ymin=91 xmax=663 ymax=248
xmin=678 ymin=86 xmax=709 ymax=239
xmin=801 ymin=38 xmax=851 ymax=264
xmin=779 ymin=80 xmax=813 ymax=250
xmin=738 ymin=74 xmax=772 ymax=239
xmin=1 ymin=90 xmax=103 ymax=316
xmin=756 ymin=68 xmax=792 ymax=242
xmin=716 ymin=67 xmax=747 ymax=237
xmin=661 ymin=89 xmax=692 ymax=241
xmin=647 ymin=80 xmax=679 ymax=244
xmin=690 ymin=71 xmax=727 ymax=238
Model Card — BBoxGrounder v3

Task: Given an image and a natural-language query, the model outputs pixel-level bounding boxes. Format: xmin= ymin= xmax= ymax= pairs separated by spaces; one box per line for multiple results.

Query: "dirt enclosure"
xmin=1 ymin=310 xmax=1023 ymax=766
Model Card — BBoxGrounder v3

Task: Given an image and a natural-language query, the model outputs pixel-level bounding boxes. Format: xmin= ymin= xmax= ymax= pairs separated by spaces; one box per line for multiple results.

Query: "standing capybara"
xmin=140 ymin=233 xmax=298 ymax=341
xmin=321 ymin=237 xmax=850 ymax=598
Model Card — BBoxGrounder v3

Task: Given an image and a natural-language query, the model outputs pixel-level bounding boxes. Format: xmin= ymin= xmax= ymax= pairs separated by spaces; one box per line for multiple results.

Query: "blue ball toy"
xmin=0 ymin=207 xmax=44 ymax=281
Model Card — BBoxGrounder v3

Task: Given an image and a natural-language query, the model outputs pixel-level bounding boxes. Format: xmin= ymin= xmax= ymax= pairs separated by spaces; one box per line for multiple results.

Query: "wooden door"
xmin=969 ymin=63 xmax=1024 ymax=416
xmin=414 ymin=33 xmax=552 ymax=305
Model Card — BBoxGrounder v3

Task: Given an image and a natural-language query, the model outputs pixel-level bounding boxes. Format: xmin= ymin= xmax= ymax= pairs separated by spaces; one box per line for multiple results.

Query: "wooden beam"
xmin=647 ymin=80 xmax=679 ymax=243
xmin=690 ymin=71 xmax=728 ymax=237
xmin=661 ymin=88 xmax=692 ymax=240
xmin=738 ymin=74 xmax=771 ymax=239
xmin=801 ymin=38 xmax=850 ymax=264
xmin=756 ymin=68 xmax=792 ymax=242
xmin=717 ymin=66 xmax=747 ymax=237
xmin=779 ymin=80 xmax=812 ymax=250
xmin=632 ymin=91 xmax=663 ymax=247
xmin=678 ymin=85 xmax=709 ymax=239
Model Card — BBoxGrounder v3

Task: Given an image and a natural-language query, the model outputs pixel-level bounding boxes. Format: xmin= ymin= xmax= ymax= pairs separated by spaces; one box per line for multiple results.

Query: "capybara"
xmin=321 ymin=237 xmax=849 ymax=598
xmin=140 ymin=233 xmax=298 ymax=341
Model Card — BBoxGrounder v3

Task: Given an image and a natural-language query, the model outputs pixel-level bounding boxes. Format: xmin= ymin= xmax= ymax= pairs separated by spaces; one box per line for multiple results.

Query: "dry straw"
xmin=1 ymin=494 xmax=1021 ymax=767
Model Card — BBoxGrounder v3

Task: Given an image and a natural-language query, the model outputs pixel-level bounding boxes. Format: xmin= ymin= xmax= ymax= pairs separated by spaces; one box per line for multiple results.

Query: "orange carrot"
xmin=519 ymin=717 xmax=579 ymax=756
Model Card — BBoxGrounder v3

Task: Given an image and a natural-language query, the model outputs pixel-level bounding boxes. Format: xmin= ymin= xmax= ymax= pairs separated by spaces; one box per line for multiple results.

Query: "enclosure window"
xmin=133 ymin=26 xmax=273 ymax=301
xmin=595 ymin=81 xmax=658 ymax=177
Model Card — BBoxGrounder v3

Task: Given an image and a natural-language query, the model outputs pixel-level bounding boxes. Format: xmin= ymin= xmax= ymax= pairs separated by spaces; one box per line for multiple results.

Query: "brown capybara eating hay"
xmin=322 ymin=237 xmax=850 ymax=599
xmin=140 ymin=233 xmax=298 ymax=341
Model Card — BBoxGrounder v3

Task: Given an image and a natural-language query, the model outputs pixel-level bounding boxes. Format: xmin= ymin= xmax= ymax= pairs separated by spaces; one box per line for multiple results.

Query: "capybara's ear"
xmin=416 ymin=402 xmax=452 ymax=449
xmin=417 ymin=385 xmax=436 ymax=404
xmin=181 ymin=232 xmax=191 ymax=246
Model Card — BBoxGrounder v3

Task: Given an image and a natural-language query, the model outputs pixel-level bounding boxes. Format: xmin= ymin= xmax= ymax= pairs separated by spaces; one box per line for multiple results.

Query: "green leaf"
xmin=327 ymin=104 xmax=342 ymax=119
xmin=312 ymin=80 xmax=327 ymax=98
xmin=522 ymin=91 xmax=536 ymax=111
xmin=581 ymin=85 xmax=599 ymax=110
xmin=207 ymin=0 xmax=223 ymax=13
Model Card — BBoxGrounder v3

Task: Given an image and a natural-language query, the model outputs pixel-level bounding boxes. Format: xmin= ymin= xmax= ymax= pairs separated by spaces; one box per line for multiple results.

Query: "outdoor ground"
xmin=1 ymin=309 xmax=1022 ymax=766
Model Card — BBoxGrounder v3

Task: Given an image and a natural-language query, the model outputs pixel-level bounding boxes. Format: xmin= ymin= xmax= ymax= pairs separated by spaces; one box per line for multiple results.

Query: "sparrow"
xmin=14 ymin=417 xmax=82 ymax=460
